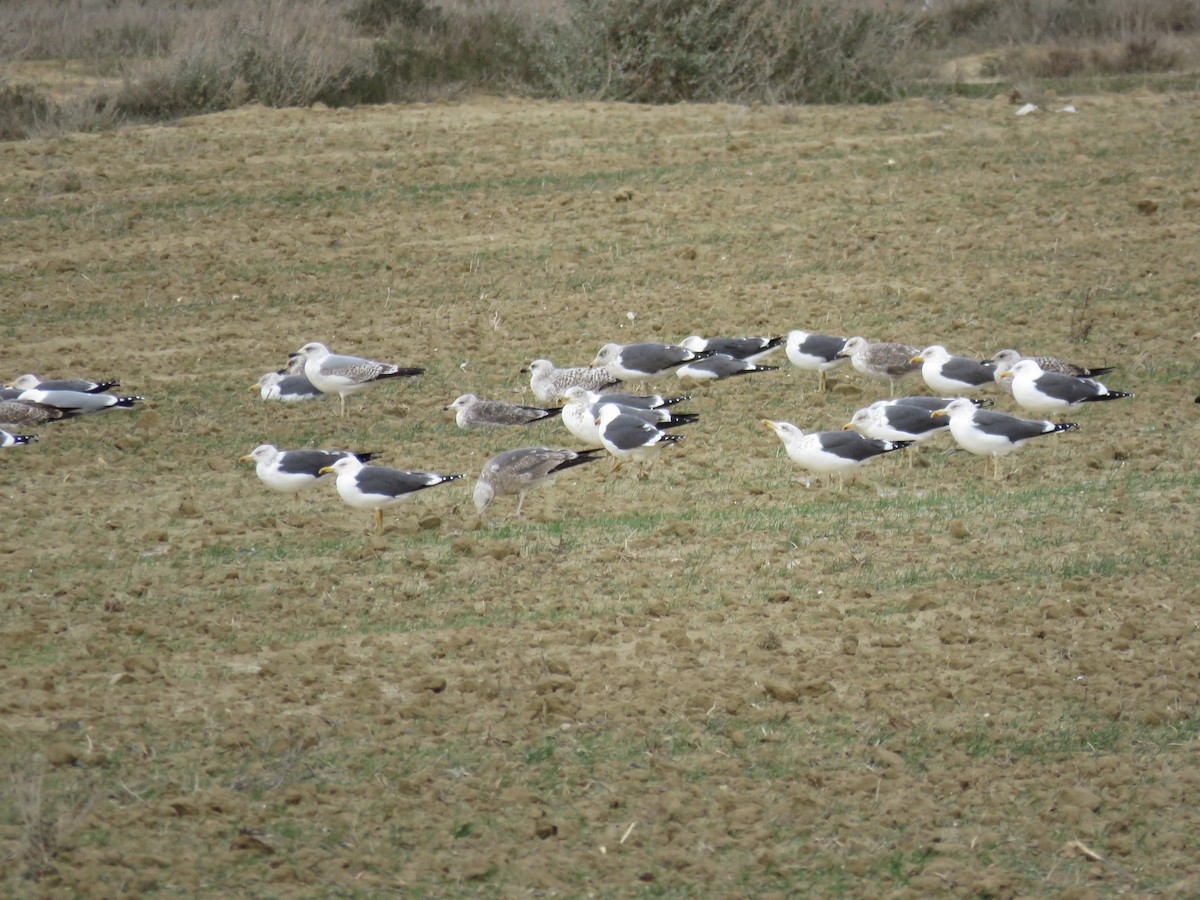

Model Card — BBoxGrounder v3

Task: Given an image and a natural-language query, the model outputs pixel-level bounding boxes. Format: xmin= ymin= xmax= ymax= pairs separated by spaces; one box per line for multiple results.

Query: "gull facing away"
xmin=761 ymin=419 xmax=911 ymax=490
xmin=1 ymin=430 xmax=37 ymax=448
xmin=910 ymin=346 xmax=996 ymax=394
xmin=319 ymin=456 xmax=465 ymax=534
xmin=785 ymin=330 xmax=849 ymax=392
xmin=473 ymin=446 xmax=604 ymax=520
xmin=1000 ymin=359 xmax=1133 ymax=416
xmin=837 ymin=337 xmax=921 ymax=394
xmin=295 ymin=342 xmax=424 ymax=417
xmin=252 ymin=371 xmax=323 ymax=402
xmin=444 ymin=393 xmax=562 ymax=429
xmin=239 ymin=444 xmax=381 ymax=501
xmin=10 ymin=373 xmax=120 ymax=394
xmin=679 ymin=334 xmax=785 ymax=363
xmin=523 ymin=359 xmax=619 ymax=404
xmin=592 ymin=342 xmax=715 ymax=382
xmin=932 ymin=398 xmax=1078 ymax=479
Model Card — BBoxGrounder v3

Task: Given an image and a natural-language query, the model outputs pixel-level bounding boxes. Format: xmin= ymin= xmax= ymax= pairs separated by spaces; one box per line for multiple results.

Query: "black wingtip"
xmin=355 ymin=451 xmax=383 ymax=463
xmin=1083 ymin=391 xmax=1133 ymax=403
xmin=550 ymin=448 xmax=606 ymax=474
xmin=382 ymin=367 xmax=425 ymax=380
xmin=1084 ymin=366 xmax=1115 ymax=378
xmin=1052 ymin=422 xmax=1080 ymax=433
xmin=115 ymin=395 xmax=145 ymax=408
xmin=88 ymin=380 xmax=121 ymax=393
xmin=656 ymin=394 xmax=692 ymax=407
xmin=12 ymin=434 xmax=37 ymax=445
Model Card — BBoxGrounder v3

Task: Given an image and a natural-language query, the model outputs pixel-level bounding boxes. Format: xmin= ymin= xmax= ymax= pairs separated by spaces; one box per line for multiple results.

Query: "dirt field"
xmin=1 ymin=90 xmax=1198 ymax=896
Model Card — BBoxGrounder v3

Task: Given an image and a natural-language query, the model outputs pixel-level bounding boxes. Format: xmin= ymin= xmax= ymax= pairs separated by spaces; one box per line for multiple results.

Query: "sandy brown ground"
xmin=1 ymin=91 xmax=1198 ymax=896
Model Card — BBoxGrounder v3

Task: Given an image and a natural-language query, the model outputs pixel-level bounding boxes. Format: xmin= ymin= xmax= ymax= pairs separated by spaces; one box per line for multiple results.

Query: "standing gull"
xmin=444 ymin=393 xmax=562 ymax=429
xmin=319 ymin=456 xmax=465 ymax=534
xmin=910 ymin=345 xmax=996 ymax=394
xmin=1 ymin=430 xmax=36 ymax=448
xmin=785 ymin=330 xmax=849 ymax=392
xmin=837 ymin=337 xmax=921 ymax=394
xmin=473 ymin=447 xmax=604 ymax=520
xmin=676 ymin=354 xmax=779 ymax=385
xmin=295 ymin=342 xmax=424 ymax=417
xmin=1000 ymin=359 xmax=1133 ymax=416
xmin=761 ymin=420 xmax=911 ymax=490
xmin=846 ymin=400 xmax=951 ymax=441
xmin=679 ymin=334 xmax=784 ymax=363
xmin=10 ymin=373 xmax=120 ymax=394
xmin=16 ymin=389 xmax=142 ymax=416
xmin=932 ymin=397 xmax=1078 ymax=479
xmin=595 ymin=402 xmax=684 ymax=472
xmin=561 ymin=387 xmax=698 ymax=448
xmin=524 ymin=359 xmax=619 ymax=404
xmin=252 ymin=371 xmax=323 ymax=402
xmin=239 ymin=444 xmax=381 ymax=500
xmin=592 ymin=342 xmax=714 ymax=382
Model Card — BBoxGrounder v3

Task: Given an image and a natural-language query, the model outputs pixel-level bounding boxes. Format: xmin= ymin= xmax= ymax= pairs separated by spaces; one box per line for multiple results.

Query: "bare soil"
xmin=1 ymin=91 xmax=1198 ymax=896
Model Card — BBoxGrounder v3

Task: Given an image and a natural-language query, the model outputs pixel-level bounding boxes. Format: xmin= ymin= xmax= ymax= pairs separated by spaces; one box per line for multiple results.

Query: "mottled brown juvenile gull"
xmin=1000 ymin=359 xmax=1132 ymax=416
xmin=473 ymin=446 xmax=604 ymax=519
xmin=910 ymin=345 xmax=996 ymax=394
xmin=10 ymin=373 xmax=120 ymax=394
xmin=595 ymin=402 xmax=683 ymax=471
xmin=592 ymin=342 xmax=714 ymax=382
xmin=761 ymin=419 xmax=911 ymax=490
xmin=991 ymin=348 xmax=1113 ymax=380
xmin=676 ymin=354 xmax=779 ymax=385
xmin=295 ymin=342 xmax=424 ymax=417
xmin=837 ymin=337 xmax=921 ymax=393
xmin=0 ymin=429 xmax=37 ymax=448
xmin=319 ymin=456 xmax=465 ymax=534
xmin=17 ymin=388 xmax=143 ymax=416
xmin=561 ymin=387 xmax=698 ymax=448
xmin=252 ymin=371 xmax=323 ymax=402
xmin=785 ymin=330 xmax=849 ymax=392
xmin=679 ymin=334 xmax=784 ymax=363
xmin=932 ymin=397 xmax=1078 ymax=479
xmin=523 ymin=359 xmax=619 ymax=404
xmin=239 ymin=444 xmax=381 ymax=500
xmin=0 ymin=399 xmax=68 ymax=429
xmin=444 ymin=393 xmax=562 ymax=429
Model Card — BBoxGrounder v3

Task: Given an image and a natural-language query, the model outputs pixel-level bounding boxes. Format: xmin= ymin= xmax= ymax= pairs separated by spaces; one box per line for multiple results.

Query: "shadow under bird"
xmin=294 ymin=342 xmax=424 ymax=416
xmin=444 ymin=393 xmax=562 ymax=428
xmin=319 ymin=456 xmax=465 ymax=534
xmin=931 ymin=397 xmax=1078 ymax=479
xmin=473 ymin=446 xmax=605 ymax=520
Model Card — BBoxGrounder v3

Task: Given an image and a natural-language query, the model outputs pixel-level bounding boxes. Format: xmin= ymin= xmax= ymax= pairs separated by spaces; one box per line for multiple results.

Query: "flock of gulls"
xmin=5 ymin=328 xmax=1141 ymax=534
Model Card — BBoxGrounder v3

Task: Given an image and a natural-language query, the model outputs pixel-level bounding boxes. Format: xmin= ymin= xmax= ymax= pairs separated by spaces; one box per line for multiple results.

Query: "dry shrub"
xmin=0 ymin=82 xmax=54 ymax=141
xmin=999 ymin=34 xmax=1183 ymax=77
xmin=7 ymin=760 xmax=94 ymax=880
xmin=924 ymin=0 xmax=1200 ymax=44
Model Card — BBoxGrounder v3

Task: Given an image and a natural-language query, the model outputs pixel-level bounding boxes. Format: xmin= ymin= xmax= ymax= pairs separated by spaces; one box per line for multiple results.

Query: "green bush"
xmin=537 ymin=0 xmax=914 ymax=104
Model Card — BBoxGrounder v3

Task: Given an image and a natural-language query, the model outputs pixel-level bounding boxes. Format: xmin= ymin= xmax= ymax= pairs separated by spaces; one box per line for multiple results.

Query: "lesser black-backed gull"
xmin=240 ymin=444 xmax=381 ymax=500
xmin=991 ymin=348 xmax=1113 ymax=380
xmin=252 ymin=371 xmax=323 ymax=402
xmin=676 ymin=354 xmax=779 ymax=385
xmin=595 ymin=402 xmax=684 ymax=471
xmin=444 ymin=393 xmax=562 ymax=429
xmin=10 ymin=373 xmax=120 ymax=394
xmin=932 ymin=397 xmax=1078 ymax=479
xmin=319 ymin=456 xmax=465 ymax=533
xmin=784 ymin=330 xmax=849 ymax=391
xmin=592 ymin=342 xmax=714 ymax=382
xmin=16 ymin=388 xmax=142 ymax=416
xmin=0 ymin=399 xmax=69 ymax=429
xmin=1000 ymin=359 xmax=1132 ymax=416
xmin=295 ymin=342 xmax=424 ymax=416
xmin=562 ymin=388 xmax=698 ymax=448
xmin=910 ymin=345 xmax=996 ymax=394
xmin=679 ymin=334 xmax=784 ymax=363
xmin=890 ymin=395 xmax=993 ymax=412
xmin=837 ymin=337 xmax=921 ymax=393
xmin=0 ymin=430 xmax=36 ymax=448
xmin=846 ymin=400 xmax=950 ymax=443
xmin=473 ymin=446 xmax=604 ymax=519
xmin=523 ymin=359 xmax=619 ymax=404
xmin=761 ymin=419 xmax=911 ymax=490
